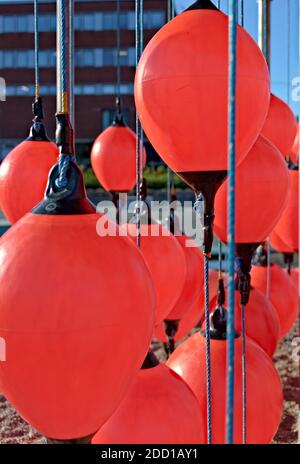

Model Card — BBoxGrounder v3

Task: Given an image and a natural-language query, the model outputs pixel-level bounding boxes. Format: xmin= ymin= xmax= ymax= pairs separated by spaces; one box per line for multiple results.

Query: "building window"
xmin=5 ymin=83 xmax=133 ymax=97
xmin=0 ymin=11 xmax=165 ymax=33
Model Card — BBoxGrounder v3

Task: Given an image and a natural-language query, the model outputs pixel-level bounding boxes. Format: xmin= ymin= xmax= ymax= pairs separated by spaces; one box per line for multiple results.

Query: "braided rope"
xmin=226 ymin=0 xmax=237 ymax=445
xmin=204 ymin=255 xmax=212 ymax=443
xmin=193 ymin=193 xmax=212 ymax=443
xmin=55 ymin=155 xmax=75 ymax=189
xmin=241 ymin=303 xmax=247 ymax=444
xmin=34 ymin=0 xmax=39 ymax=100
xmin=59 ymin=0 xmax=67 ymax=113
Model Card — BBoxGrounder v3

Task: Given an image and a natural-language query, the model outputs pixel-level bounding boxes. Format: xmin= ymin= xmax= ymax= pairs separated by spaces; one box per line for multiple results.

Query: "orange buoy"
xmin=261 ymin=94 xmax=298 ymax=159
xmin=251 ymin=264 xmax=298 ymax=339
xmin=91 ymin=114 xmax=146 ymax=193
xmin=167 ymin=330 xmax=283 ymax=444
xmin=134 ymin=5 xmax=269 ymax=173
xmin=208 ymin=288 xmax=280 ymax=357
xmin=0 ymin=163 xmax=155 ymax=440
xmin=290 ymin=123 xmax=299 ymax=164
xmin=92 ymin=353 xmax=206 ymax=444
xmin=166 ymin=235 xmax=203 ymax=320
xmin=123 ymin=223 xmax=186 ymax=325
xmin=0 ymin=139 xmax=58 ymax=224
xmin=154 ymin=269 xmax=218 ymax=344
xmin=214 ymin=135 xmax=290 ymax=244
xmin=272 ymin=169 xmax=299 ymax=252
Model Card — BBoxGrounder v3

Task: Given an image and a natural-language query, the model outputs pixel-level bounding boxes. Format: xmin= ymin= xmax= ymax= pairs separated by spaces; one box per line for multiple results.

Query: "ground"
xmin=0 ymin=324 xmax=298 ymax=444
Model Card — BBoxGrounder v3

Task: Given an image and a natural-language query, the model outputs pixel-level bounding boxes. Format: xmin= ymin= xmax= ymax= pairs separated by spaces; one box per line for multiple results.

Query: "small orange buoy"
xmin=123 ymin=223 xmax=186 ymax=325
xmin=167 ymin=329 xmax=283 ymax=444
xmin=251 ymin=264 xmax=299 ymax=339
xmin=261 ymin=94 xmax=298 ymax=159
xmin=0 ymin=139 xmax=58 ymax=224
xmin=91 ymin=114 xmax=146 ymax=194
xmin=92 ymin=353 xmax=206 ymax=444
xmin=135 ymin=6 xmax=270 ymax=173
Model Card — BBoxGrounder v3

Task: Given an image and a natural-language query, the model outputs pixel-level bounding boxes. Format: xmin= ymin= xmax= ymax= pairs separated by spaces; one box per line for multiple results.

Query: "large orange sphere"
xmin=214 ymin=135 xmax=290 ymax=244
xmin=0 ymin=140 xmax=58 ymax=224
xmin=91 ymin=124 xmax=146 ymax=193
xmin=251 ymin=264 xmax=298 ymax=339
xmin=123 ymin=223 xmax=186 ymax=324
xmin=272 ymin=169 xmax=299 ymax=252
xmin=0 ymin=213 xmax=155 ymax=439
xmin=135 ymin=9 xmax=269 ymax=172
xmin=167 ymin=235 xmax=203 ymax=320
xmin=261 ymin=94 xmax=298 ymax=158
xmin=92 ymin=362 xmax=206 ymax=444
xmin=167 ymin=332 xmax=283 ymax=444
xmin=208 ymin=288 xmax=280 ymax=357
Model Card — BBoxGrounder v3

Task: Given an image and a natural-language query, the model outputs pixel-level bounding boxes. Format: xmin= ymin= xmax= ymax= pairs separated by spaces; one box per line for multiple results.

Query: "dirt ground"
xmin=0 ymin=324 xmax=298 ymax=445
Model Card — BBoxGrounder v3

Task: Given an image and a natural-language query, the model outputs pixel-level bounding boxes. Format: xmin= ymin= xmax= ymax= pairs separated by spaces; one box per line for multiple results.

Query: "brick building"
xmin=0 ymin=0 xmax=168 ymax=160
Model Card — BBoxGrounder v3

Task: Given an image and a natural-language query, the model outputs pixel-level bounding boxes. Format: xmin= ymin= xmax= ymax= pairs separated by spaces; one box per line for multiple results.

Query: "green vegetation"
xmin=82 ymin=165 xmax=187 ymax=190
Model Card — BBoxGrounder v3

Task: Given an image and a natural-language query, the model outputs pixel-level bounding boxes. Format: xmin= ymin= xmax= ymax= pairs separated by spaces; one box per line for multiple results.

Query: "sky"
xmin=175 ymin=0 xmax=299 ymax=117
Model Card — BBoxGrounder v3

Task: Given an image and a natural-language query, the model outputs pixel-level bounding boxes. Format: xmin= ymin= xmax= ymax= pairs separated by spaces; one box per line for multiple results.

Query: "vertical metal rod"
xmin=116 ymin=0 xmax=121 ymax=100
xmin=226 ymin=0 xmax=237 ymax=445
xmin=34 ymin=0 xmax=40 ymax=100
xmin=135 ymin=0 xmax=143 ymax=247
xmin=69 ymin=0 xmax=75 ymax=129
xmin=266 ymin=240 xmax=271 ymax=300
xmin=167 ymin=0 xmax=175 ymax=206
xmin=258 ymin=0 xmax=271 ymax=69
xmin=218 ymin=240 xmax=223 ymax=276
xmin=287 ymin=0 xmax=291 ymax=105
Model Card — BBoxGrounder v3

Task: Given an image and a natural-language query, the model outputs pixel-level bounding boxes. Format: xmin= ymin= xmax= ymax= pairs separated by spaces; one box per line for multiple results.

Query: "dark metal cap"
xmin=32 ymin=160 xmax=95 ymax=215
xmin=185 ymin=0 xmax=219 ymax=12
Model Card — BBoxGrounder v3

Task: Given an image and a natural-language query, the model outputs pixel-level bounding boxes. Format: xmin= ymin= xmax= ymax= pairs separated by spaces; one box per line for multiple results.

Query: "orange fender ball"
xmin=251 ymin=264 xmax=299 ymax=339
xmin=208 ymin=288 xmax=280 ymax=357
xmin=261 ymin=94 xmax=298 ymax=158
xmin=0 ymin=140 xmax=58 ymax=224
xmin=167 ymin=332 xmax=283 ymax=444
xmin=123 ymin=223 xmax=186 ymax=325
xmin=0 ymin=213 xmax=155 ymax=439
xmin=272 ymin=169 xmax=299 ymax=252
xmin=167 ymin=235 xmax=203 ymax=320
xmin=91 ymin=124 xmax=146 ymax=193
xmin=92 ymin=362 xmax=206 ymax=444
xmin=214 ymin=135 xmax=290 ymax=244
xmin=135 ymin=9 xmax=270 ymax=172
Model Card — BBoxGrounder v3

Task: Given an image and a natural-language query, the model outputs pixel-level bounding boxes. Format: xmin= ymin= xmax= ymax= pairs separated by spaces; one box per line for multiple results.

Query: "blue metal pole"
xmin=226 ymin=0 xmax=237 ymax=445
xmin=135 ymin=0 xmax=143 ymax=247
